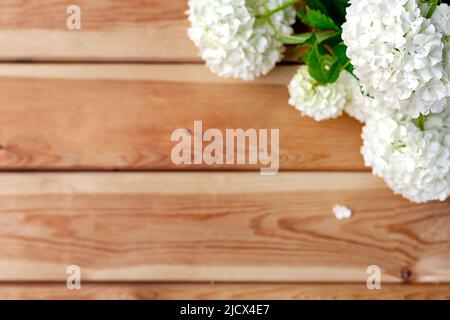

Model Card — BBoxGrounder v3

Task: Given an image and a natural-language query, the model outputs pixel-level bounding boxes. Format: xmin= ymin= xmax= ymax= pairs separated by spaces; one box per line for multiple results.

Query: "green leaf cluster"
xmin=264 ymin=0 xmax=352 ymax=85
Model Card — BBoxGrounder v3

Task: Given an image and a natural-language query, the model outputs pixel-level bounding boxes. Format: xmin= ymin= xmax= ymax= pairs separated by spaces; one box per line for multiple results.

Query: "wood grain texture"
xmin=0 ymin=0 xmax=197 ymax=61
xmin=0 ymin=172 xmax=448 ymax=282
xmin=0 ymin=283 xmax=448 ymax=300
xmin=0 ymin=64 xmax=365 ymax=171
xmin=0 ymin=0 xmax=304 ymax=62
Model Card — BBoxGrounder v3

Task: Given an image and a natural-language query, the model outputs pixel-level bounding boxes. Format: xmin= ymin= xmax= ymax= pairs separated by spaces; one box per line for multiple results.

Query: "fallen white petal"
xmin=333 ymin=205 xmax=352 ymax=220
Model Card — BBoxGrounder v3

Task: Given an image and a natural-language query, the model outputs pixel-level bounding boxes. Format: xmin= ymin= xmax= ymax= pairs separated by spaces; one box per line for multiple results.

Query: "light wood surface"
xmin=0 ymin=283 xmax=448 ymax=300
xmin=0 ymin=0 xmax=302 ymax=62
xmin=0 ymin=64 xmax=365 ymax=171
xmin=0 ymin=0 xmax=448 ymax=300
xmin=0 ymin=0 xmax=196 ymax=61
xmin=0 ymin=173 xmax=448 ymax=283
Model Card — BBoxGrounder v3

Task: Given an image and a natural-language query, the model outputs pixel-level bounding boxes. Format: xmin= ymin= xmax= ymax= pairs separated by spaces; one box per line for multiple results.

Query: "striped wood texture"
xmin=0 ymin=0 xmax=448 ymax=299
xmin=0 ymin=173 xmax=448 ymax=283
xmin=0 ymin=64 xmax=364 ymax=171
xmin=0 ymin=0 xmax=195 ymax=61
xmin=0 ymin=283 xmax=448 ymax=300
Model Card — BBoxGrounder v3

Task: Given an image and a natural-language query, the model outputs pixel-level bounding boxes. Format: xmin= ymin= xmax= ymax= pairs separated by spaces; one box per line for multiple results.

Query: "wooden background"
xmin=0 ymin=0 xmax=448 ymax=300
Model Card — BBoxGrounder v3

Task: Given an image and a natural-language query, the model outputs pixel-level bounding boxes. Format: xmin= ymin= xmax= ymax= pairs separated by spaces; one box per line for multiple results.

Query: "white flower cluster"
xmin=288 ymin=66 xmax=377 ymax=122
xmin=288 ymin=66 xmax=348 ymax=121
xmin=288 ymin=64 xmax=450 ymax=203
xmin=361 ymin=106 xmax=450 ymax=203
xmin=432 ymin=4 xmax=450 ymax=112
xmin=187 ymin=0 xmax=295 ymax=80
xmin=342 ymin=0 xmax=449 ymax=118
xmin=342 ymin=72 xmax=378 ymax=123
xmin=428 ymin=3 xmax=450 ymax=35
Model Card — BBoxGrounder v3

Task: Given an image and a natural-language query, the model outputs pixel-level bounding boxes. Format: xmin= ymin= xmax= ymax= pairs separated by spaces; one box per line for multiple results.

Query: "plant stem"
xmin=341 ymin=60 xmax=351 ymax=71
xmin=426 ymin=0 xmax=440 ymax=18
xmin=323 ymin=43 xmax=335 ymax=56
xmin=267 ymin=18 xmax=281 ymax=37
xmin=256 ymin=0 xmax=299 ymax=19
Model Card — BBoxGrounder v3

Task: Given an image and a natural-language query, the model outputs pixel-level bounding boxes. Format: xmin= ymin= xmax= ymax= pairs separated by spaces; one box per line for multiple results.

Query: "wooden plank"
xmin=0 ymin=172 xmax=448 ymax=282
xmin=0 ymin=0 xmax=197 ymax=62
xmin=0 ymin=283 xmax=448 ymax=300
xmin=0 ymin=64 xmax=365 ymax=171
xmin=0 ymin=0 xmax=303 ymax=62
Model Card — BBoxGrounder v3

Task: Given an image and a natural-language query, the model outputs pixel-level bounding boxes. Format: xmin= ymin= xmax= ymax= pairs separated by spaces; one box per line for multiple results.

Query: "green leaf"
xmin=306 ymin=9 xmax=340 ymax=31
xmin=307 ymin=42 xmax=341 ymax=84
xmin=276 ymin=32 xmax=313 ymax=45
xmin=332 ymin=43 xmax=354 ymax=73
xmin=299 ymin=49 xmax=309 ymax=63
xmin=301 ymin=7 xmax=340 ymax=31
xmin=332 ymin=43 xmax=349 ymax=66
xmin=303 ymin=0 xmax=329 ymax=15
xmin=346 ymin=64 xmax=354 ymax=73
xmin=267 ymin=18 xmax=313 ymax=45
xmin=315 ymin=0 xmax=350 ymax=26
xmin=412 ymin=113 xmax=427 ymax=131
xmin=316 ymin=32 xmax=341 ymax=44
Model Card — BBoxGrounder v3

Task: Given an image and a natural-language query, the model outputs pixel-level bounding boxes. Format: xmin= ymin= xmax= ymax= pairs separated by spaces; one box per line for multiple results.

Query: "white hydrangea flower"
xmin=341 ymin=71 xmax=378 ymax=123
xmin=433 ymin=4 xmax=450 ymax=105
xmin=187 ymin=0 xmax=295 ymax=80
xmin=361 ymin=107 xmax=450 ymax=203
xmin=288 ymin=66 xmax=349 ymax=121
xmin=443 ymin=38 xmax=450 ymax=98
xmin=342 ymin=0 xmax=447 ymax=118
xmin=430 ymin=3 xmax=450 ymax=35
